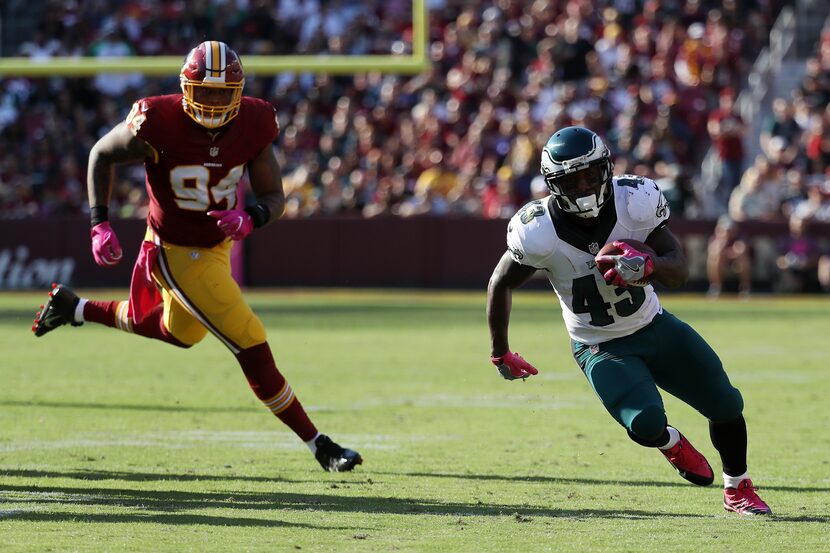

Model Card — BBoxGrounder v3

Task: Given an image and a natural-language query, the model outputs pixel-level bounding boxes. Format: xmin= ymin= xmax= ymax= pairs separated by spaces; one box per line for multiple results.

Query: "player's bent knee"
xmin=169 ymin=333 xmax=204 ymax=349
xmin=172 ymin=341 xmax=195 ymax=349
xmin=222 ymin=312 xmax=266 ymax=351
xmin=166 ymin=322 xmax=208 ymax=349
xmin=628 ymin=405 xmax=667 ymax=443
xmin=246 ymin=316 xmax=266 ymax=345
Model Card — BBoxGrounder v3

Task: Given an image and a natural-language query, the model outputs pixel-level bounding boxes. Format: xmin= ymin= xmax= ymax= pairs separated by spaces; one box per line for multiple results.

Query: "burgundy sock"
xmin=83 ymin=300 xmax=187 ymax=347
xmin=83 ymin=300 xmax=120 ymax=327
xmin=236 ymin=342 xmax=318 ymax=441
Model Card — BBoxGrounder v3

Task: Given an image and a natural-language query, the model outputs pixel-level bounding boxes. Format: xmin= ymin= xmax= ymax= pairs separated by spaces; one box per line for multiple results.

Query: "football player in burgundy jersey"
xmin=486 ymin=127 xmax=771 ymax=515
xmin=32 ymin=41 xmax=362 ymax=473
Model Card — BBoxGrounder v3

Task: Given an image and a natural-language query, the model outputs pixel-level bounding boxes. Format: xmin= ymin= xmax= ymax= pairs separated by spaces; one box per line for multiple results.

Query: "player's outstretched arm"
xmin=86 ymin=121 xmax=153 ymax=266
xmin=487 ymin=252 xmax=540 ymax=380
xmin=646 ymin=226 xmax=689 ymax=288
xmin=87 ymin=121 xmax=154 ymax=213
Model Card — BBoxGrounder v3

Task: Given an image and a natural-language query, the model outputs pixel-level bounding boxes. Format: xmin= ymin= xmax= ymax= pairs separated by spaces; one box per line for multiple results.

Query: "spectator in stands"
xmin=797 ymin=57 xmax=830 ymax=111
xmin=728 ymin=157 xmax=783 ymax=222
xmin=445 ymin=175 xmax=483 ymax=216
xmin=17 ymin=30 xmax=62 ymax=60
xmin=775 ymin=215 xmax=829 ymax=293
xmin=399 ymin=156 xmax=455 ymax=217
xmin=674 ymin=22 xmax=715 ymax=87
xmin=705 ymin=9 xmax=745 ymax=90
xmin=0 ymin=1 xmax=790 ymax=221
xmin=803 ymin=109 xmax=830 ymax=175
xmin=89 ymin=29 xmax=145 ymax=98
xmin=481 ymin=166 xmax=518 ymax=219
xmin=780 ymin=168 xmax=810 ymax=218
xmin=594 ymin=20 xmax=625 ymax=74
xmin=760 ymin=98 xmax=802 ymax=168
xmin=550 ymin=15 xmax=596 ymax=84
xmin=790 ymin=177 xmax=830 ymax=222
xmin=706 ymin=215 xmax=752 ymax=298
xmin=707 ymin=87 xmax=746 ymax=207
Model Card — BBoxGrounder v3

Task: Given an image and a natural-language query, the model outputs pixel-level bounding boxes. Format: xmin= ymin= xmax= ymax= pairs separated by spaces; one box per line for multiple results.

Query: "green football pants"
xmin=571 ymin=310 xmax=743 ymax=441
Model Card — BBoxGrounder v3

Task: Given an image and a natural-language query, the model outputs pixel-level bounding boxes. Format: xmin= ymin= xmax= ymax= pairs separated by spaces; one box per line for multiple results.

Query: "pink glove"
xmin=90 ymin=222 xmax=123 ymax=267
xmin=491 ymin=351 xmax=539 ymax=381
xmin=596 ymin=240 xmax=655 ymax=287
xmin=207 ymin=209 xmax=254 ymax=241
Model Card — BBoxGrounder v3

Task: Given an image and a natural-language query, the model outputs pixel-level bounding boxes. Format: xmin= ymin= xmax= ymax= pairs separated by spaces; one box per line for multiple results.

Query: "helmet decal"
xmin=180 ymin=41 xmax=245 ymax=129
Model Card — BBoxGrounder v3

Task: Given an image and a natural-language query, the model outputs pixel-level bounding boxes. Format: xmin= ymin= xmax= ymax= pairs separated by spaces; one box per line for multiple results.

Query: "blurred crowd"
xmin=705 ymin=27 xmax=830 ymax=296
xmin=1 ymin=0 xmax=794 ymax=223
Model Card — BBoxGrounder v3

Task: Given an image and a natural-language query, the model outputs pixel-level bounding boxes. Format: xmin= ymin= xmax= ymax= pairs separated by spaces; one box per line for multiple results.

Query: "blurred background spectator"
xmin=775 ymin=215 xmax=830 ymax=293
xmin=706 ymin=87 xmax=745 ymax=207
xmin=0 ymin=0 xmax=801 ymax=222
xmin=728 ymin=156 xmax=784 ymax=222
xmin=706 ymin=215 xmax=752 ymax=298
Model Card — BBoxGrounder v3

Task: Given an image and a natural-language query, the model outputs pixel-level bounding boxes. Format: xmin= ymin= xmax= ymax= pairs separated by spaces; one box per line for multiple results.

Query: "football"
xmin=595 ymin=239 xmax=656 ymax=286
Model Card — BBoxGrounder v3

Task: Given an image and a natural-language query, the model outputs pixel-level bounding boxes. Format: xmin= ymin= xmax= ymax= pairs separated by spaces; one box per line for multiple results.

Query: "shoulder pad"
xmin=125 ymin=99 xmax=150 ymax=136
xmin=506 ymin=200 xmax=556 ymax=268
xmin=243 ymin=97 xmax=280 ymax=142
xmin=614 ymin=175 xmax=670 ymax=227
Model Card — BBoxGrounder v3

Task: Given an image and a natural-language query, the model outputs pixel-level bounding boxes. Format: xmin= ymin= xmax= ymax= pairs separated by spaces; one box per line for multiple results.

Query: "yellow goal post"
xmin=0 ymin=0 xmax=428 ymax=76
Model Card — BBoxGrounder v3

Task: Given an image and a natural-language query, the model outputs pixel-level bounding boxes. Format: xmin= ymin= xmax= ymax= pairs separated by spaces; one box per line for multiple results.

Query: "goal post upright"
xmin=0 ymin=0 xmax=428 ymax=76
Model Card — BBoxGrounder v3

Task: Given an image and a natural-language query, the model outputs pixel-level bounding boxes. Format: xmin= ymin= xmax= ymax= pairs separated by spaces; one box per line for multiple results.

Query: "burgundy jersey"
xmin=125 ymin=94 xmax=279 ymax=247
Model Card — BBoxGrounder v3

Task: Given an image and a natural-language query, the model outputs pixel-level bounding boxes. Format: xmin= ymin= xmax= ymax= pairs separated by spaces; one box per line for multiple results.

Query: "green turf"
xmin=1 ymin=289 xmax=828 ymax=552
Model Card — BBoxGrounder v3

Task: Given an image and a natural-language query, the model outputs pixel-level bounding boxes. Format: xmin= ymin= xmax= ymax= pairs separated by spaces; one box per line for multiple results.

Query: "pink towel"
xmin=128 ymin=240 xmax=162 ymax=324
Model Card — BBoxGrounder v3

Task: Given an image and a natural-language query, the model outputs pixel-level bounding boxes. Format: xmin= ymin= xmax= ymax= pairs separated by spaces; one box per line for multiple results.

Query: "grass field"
xmin=1 ymin=289 xmax=829 ymax=552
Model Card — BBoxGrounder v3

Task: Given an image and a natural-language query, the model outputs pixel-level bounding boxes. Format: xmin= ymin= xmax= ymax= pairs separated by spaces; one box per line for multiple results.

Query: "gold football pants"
xmin=147 ymin=229 xmax=266 ymax=353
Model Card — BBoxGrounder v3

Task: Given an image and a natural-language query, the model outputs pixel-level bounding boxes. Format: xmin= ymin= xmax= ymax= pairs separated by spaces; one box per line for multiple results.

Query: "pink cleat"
xmin=659 ymin=434 xmax=714 ymax=486
xmin=724 ymin=479 xmax=772 ymax=515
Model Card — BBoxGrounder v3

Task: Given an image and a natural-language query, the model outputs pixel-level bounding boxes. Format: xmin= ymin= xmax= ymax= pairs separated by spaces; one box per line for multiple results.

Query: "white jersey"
xmin=506 ymin=175 xmax=670 ymax=344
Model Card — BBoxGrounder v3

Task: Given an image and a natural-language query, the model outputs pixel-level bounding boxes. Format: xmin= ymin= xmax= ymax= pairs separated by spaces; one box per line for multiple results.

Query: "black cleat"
xmin=314 ymin=434 xmax=362 ymax=472
xmin=32 ymin=283 xmax=82 ymax=337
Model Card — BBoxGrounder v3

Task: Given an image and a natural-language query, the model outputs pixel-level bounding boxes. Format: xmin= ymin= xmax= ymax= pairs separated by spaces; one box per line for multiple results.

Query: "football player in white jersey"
xmin=486 ymin=126 xmax=771 ymax=515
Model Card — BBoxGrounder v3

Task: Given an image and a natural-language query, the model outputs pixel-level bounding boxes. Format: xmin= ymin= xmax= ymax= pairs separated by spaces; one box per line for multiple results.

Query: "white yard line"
xmin=315 ymin=393 xmax=593 ymax=411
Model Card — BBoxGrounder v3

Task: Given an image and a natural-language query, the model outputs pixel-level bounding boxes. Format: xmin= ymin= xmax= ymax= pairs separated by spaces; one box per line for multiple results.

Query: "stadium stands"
xmin=4 ymin=0 xmax=818 ymax=223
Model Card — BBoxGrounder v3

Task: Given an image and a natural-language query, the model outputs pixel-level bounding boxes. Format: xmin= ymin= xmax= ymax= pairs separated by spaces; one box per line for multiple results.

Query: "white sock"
xmin=75 ymin=298 xmax=87 ymax=323
xmin=723 ymin=471 xmax=749 ymax=489
xmin=305 ymin=432 xmax=321 ymax=454
xmin=658 ymin=426 xmax=681 ymax=450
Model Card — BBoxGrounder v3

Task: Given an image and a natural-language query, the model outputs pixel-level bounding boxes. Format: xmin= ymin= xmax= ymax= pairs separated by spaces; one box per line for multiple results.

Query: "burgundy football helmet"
xmin=180 ymin=41 xmax=245 ymax=128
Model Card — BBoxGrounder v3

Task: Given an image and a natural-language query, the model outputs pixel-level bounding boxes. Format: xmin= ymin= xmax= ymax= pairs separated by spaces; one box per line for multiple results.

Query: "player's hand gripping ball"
xmin=595 ymin=239 xmax=656 ymax=287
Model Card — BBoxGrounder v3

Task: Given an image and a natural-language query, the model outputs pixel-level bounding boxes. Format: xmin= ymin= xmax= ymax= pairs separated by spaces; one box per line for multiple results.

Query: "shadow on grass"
xmin=6 ymin=468 xmax=829 ymax=495
xmin=2 ymin=477 xmax=826 ymax=524
xmin=0 ymin=468 xmax=313 ymax=484
xmin=4 ymin=469 xmax=828 ymax=524
xmin=2 ymin=510 xmax=345 ymax=528
xmin=374 ymin=471 xmax=830 ymax=494
xmin=0 ymin=482 xmax=711 ymax=523
xmin=0 ymin=400 xmax=259 ymax=414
